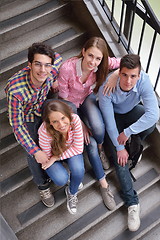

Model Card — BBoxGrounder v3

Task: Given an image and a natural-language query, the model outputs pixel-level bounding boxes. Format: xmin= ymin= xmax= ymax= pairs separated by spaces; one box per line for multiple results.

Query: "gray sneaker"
xmin=99 ymin=149 xmax=110 ymax=170
xmin=39 ymin=188 xmax=55 ymax=207
xmin=128 ymin=204 xmax=140 ymax=231
xmin=65 ymin=186 xmax=78 ymax=214
xmin=100 ymin=186 xmax=116 ymax=210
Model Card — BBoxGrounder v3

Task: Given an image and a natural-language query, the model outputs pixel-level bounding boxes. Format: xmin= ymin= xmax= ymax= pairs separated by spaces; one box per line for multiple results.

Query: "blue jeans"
xmin=78 ymin=93 xmax=105 ymax=144
xmin=86 ymin=136 xmax=105 ymax=181
xmin=45 ymin=154 xmax=85 ymax=195
xmin=61 ymin=93 xmax=105 ymax=144
xmin=62 ymin=94 xmax=106 ymax=182
xmin=26 ymin=116 xmax=50 ymax=188
xmin=115 ymin=104 xmax=156 ymax=141
xmin=104 ymin=104 xmax=156 ymax=206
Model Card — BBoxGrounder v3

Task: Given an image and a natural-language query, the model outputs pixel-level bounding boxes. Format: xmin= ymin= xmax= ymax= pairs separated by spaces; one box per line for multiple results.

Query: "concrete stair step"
xmin=62 ymin=46 xmax=82 ymax=62
xmin=0 ymin=0 xmax=52 ymax=22
xmin=0 ymin=167 xmax=32 ymax=198
xmin=0 ymin=145 xmax=27 ymax=182
xmin=16 ymin=184 xmax=105 ymax=240
xmin=0 ymin=98 xmax=7 ymax=114
xmin=137 ymin=222 xmax=160 ymax=240
xmin=1 ymin=30 xmax=85 ymax=74
xmin=0 ymin=0 xmax=17 ymax=8
xmin=0 ymin=111 xmax=13 ymax=139
xmin=0 ymin=1 xmax=70 ymax=43
xmin=0 ymin=213 xmax=18 ymax=240
xmin=0 ymin=168 xmax=112 ymax=234
xmin=0 ymin=153 xmax=92 ymax=197
xmin=0 ymin=16 xmax=80 ymax=61
xmin=113 ymin=183 xmax=160 ymax=240
xmin=0 ymin=133 xmax=18 ymax=155
xmin=75 ymin=182 xmax=160 ymax=240
xmin=16 ymin=168 xmax=159 ymax=240
xmin=0 ymin=136 xmax=153 ymax=198
xmin=0 ymin=141 xmax=152 ymax=198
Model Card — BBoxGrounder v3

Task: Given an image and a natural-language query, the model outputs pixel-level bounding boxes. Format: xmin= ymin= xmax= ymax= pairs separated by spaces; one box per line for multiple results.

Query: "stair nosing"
xmin=0 ymin=31 xmax=85 ymax=74
xmin=112 ymin=204 xmax=160 ymax=240
xmin=14 ymin=168 xmax=159 ymax=235
xmin=0 ymin=2 xmax=69 ymax=34
xmin=51 ymin=172 xmax=160 ymax=240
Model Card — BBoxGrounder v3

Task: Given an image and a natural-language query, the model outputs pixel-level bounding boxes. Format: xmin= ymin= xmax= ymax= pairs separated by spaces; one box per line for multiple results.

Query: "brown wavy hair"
xmin=76 ymin=36 xmax=109 ymax=93
xmin=42 ymin=100 xmax=73 ymax=156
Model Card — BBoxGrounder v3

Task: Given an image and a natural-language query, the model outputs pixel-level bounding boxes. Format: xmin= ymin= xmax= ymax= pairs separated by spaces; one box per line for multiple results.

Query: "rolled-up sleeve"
xmin=108 ymin=57 xmax=120 ymax=70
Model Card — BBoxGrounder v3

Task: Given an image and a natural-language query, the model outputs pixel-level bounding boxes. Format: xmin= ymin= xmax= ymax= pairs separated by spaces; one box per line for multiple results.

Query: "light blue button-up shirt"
xmin=98 ymin=70 xmax=159 ymax=151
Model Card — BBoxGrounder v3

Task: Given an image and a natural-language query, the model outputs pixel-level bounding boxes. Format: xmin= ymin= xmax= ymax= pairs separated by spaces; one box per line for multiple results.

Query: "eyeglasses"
xmin=33 ymin=61 xmax=52 ymax=69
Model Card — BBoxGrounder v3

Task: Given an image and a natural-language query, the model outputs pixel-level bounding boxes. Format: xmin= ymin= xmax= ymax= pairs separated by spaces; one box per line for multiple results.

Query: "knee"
xmin=54 ymin=175 xmax=69 ymax=186
xmin=89 ymin=137 xmax=97 ymax=148
xmin=72 ymin=165 xmax=85 ymax=178
xmin=47 ymin=170 xmax=69 ymax=186
xmin=92 ymin=123 xmax=105 ymax=136
xmin=86 ymin=137 xmax=98 ymax=153
xmin=115 ymin=163 xmax=129 ymax=177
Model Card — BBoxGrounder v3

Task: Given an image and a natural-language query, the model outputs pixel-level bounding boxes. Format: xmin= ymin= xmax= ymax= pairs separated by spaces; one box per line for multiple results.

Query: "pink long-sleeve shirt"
xmin=38 ymin=113 xmax=84 ymax=159
xmin=58 ymin=57 xmax=120 ymax=107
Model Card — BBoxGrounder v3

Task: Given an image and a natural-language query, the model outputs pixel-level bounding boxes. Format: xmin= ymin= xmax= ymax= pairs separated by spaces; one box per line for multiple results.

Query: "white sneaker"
xmin=128 ymin=204 xmax=140 ymax=231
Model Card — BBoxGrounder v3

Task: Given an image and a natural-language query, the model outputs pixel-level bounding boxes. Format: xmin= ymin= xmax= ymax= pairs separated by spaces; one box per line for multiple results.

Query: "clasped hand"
xmin=34 ymin=150 xmax=58 ymax=170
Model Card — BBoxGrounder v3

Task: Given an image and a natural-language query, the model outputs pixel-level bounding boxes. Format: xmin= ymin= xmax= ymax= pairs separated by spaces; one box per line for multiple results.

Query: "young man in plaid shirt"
xmin=5 ymin=43 xmax=62 ymax=207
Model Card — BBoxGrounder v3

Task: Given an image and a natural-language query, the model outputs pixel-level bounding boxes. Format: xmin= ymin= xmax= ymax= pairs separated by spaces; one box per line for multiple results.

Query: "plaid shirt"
xmin=5 ymin=52 xmax=62 ymax=155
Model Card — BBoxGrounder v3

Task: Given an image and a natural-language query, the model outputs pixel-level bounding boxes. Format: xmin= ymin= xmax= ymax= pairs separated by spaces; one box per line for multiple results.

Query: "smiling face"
xmin=28 ymin=53 xmax=52 ymax=87
xmin=119 ymin=67 xmax=140 ymax=91
xmin=49 ymin=111 xmax=70 ymax=135
xmin=81 ymin=46 xmax=103 ymax=72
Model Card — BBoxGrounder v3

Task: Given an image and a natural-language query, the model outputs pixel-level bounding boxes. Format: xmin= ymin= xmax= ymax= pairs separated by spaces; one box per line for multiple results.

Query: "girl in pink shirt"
xmin=38 ymin=100 xmax=85 ymax=214
xmin=58 ymin=37 xmax=118 ymax=210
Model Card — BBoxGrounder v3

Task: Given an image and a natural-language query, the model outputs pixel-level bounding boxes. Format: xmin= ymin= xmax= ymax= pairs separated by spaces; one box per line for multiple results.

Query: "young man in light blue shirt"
xmin=98 ymin=54 xmax=159 ymax=232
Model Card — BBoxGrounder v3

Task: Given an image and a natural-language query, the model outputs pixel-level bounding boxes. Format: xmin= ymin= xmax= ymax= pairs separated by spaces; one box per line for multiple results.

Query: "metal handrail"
xmin=98 ymin=0 xmax=160 ymax=94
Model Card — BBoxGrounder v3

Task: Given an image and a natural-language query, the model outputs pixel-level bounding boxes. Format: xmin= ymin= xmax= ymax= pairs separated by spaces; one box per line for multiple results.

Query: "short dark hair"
xmin=120 ymin=54 xmax=141 ymax=73
xmin=28 ymin=42 xmax=55 ymax=64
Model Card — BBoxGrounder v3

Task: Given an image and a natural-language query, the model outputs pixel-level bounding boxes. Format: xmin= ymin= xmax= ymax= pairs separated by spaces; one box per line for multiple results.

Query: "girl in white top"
xmin=38 ymin=100 xmax=85 ymax=214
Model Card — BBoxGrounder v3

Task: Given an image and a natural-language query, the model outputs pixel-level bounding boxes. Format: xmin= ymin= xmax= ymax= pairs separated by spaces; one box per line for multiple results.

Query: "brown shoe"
xmin=100 ymin=186 xmax=116 ymax=210
xmin=99 ymin=149 xmax=110 ymax=170
xmin=39 ymin=188 xmax=55 ymax=207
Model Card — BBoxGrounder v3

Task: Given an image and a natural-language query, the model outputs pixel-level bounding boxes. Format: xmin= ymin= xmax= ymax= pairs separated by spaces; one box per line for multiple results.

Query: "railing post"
xmin=123 ymin=0 xmax=134 ymax=39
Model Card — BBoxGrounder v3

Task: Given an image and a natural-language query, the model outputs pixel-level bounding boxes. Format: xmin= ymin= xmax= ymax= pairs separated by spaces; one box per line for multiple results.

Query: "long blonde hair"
xmin=42 ymin=100 xmax=72 ymax=156
xmin=77 ymin=36 xmax=109 ymax=93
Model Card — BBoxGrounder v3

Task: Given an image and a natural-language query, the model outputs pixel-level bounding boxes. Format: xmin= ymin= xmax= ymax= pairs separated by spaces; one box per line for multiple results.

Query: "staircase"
xmin=0 ymin=0 xmax=160 ymax=239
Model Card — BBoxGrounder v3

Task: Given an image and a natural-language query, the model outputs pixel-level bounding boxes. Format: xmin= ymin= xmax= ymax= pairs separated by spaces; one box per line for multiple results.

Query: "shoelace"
xmin=40 ymin=189 xmax=52 ymax=199
xmin=68 ymin=194 xmax=78 ymax=205
xmin=128 ymin=208 xmax=137 ymax=219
